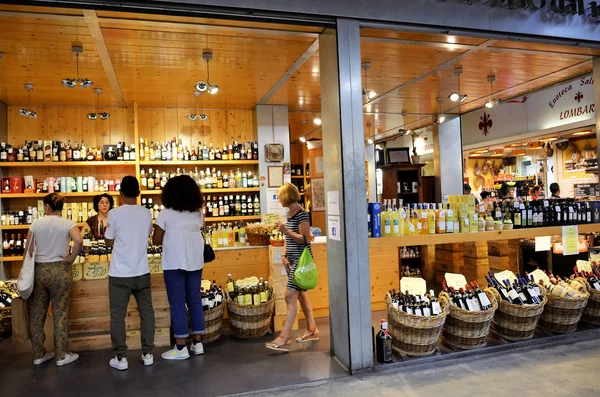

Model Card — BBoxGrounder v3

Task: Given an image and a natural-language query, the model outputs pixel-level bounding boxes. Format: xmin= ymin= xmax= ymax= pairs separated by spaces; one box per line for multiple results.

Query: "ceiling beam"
xmin=82 ymin=10 xmax=127 ymax=108
xmin=257 ymin=39 xmax=319 ymax=105
xmin=363 ymin=39 xmax=497 ymax=108
xmin=0 ymin=11 xmax=83 ymax=21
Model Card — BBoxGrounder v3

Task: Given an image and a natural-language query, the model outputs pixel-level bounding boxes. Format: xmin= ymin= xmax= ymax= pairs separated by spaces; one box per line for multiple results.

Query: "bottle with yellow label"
xmin=427 ymin=203 xmax=436 ymax=234
xmin=381 ymin=200 xmax=391 ymax=237
xmin=420 ymin=204 xmax=428 ymax=235
xmin=446 ymin=203 xmax=454 ymax=234
xmin=226 ymin=274 xmax=235 ymax=293
xmin=391 ymin=199 xmax=401 ymax=236
xmin=436 ymin=203 xmax=446 ymax=234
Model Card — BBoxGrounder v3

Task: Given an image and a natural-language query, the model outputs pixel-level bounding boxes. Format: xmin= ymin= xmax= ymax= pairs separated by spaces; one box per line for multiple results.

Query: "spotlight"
xmin=459 ymin=94 xmax=468 ymax=103
xmin=448 ymin=92 xmax=459 ymax=102
xmin=435 ymin=115 xmax=446 ymax=124
xmin=87 ymin=113 xmax=98 ymax=120
xmin=62 ymin=78 xmax=76 ymax=88
xmin=195 ymin=81 xmax=208 ymax=92
xmin=99 ymin=112 xmax=110 ymax=120
xmin=188 ymin=114 xmax=197 ymax=121
xmin=313 ymin=117 xmax=322 ymax=126
xmin=208 ymin=85 xmax=219 ymax=95
xmin=367 ymin=138 xmax=374 ymax=145
xmin=299 ymin=136 xmax=307 ymax=143
xmin=80 ymin=79 xmax=94 ymax=88
xmin=199 ymin=114 xmax=209 ymax=121
xmin=62 ymin=45 xmax=93 ymax=88
xmin=485 ymin=100 xmax=494 ymax=109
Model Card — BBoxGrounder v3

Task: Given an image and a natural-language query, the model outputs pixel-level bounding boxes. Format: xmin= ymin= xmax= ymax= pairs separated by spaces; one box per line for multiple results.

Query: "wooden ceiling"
xmin=0 ymin=5 xmax=597 ymax=143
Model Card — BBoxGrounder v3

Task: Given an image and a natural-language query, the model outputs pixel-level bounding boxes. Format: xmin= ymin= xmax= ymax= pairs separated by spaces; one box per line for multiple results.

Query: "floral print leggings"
xmin=29 ymin=261 xmax=73 ymax=361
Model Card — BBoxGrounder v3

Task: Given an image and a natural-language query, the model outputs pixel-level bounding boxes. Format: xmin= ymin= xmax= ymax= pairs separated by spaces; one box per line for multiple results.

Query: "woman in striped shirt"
xmin=265 ymin=183 xmax=319 ymax=352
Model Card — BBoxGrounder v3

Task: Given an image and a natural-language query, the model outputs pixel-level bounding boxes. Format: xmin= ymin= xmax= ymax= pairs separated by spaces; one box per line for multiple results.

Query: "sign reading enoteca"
xmin=462 ymin=74 xmax=595 ymax=147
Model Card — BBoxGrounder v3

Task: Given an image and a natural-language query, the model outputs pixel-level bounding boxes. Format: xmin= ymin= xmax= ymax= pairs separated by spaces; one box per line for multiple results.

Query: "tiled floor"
xmin=0 ymin=317 xmax=347 ymax=397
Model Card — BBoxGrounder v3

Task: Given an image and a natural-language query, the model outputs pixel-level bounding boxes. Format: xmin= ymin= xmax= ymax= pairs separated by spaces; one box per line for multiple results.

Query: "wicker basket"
xmin=225 ymin=290 xmax=274 ymax=339
xmin=439 ymin=289 xmax=497 ymax=350
xmin=385 ymin=294 xmax=450 ymax=357
xmin=488 ymin=288 xmax=548 ymax=341
xmin=199 ymin=303 xmax=225 ymax=344
xmin=574 ymin=277 xmax=600 ymax=326
xmin=0 ymin=307 xmax=10 ymax=340
xmin=247 ymin=233 xmax=269 ymax=247
xmin=537 ymin=286 xmax=588 ymax=334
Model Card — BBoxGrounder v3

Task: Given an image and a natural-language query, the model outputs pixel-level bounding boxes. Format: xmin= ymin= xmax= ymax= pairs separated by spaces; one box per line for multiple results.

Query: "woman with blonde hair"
xmin=265 ymin=183 xmax=318 ymax=352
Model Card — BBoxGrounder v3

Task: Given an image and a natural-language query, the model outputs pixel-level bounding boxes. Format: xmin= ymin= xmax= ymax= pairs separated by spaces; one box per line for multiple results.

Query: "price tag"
xmin=535 ymin=236 xmax=552 ymax=252
xmin=201 ymin=279 xmax=211 ymax=291
xmin=544 ymin=201 xmax=549 ymax=207
xmin=494 ymin=270 xmax=518 ymax=285
xmin=400 ymin=277 xmax=426 ymax=296
xmin=556 ymin=206 xmax=561 ymax=212
xmin=530 ymin=269 xmax=550 ymax=286
xmin=83 ymin=262 xmax=108 ymax=280
xmin=576 ymin=260 xmax=593 ymax=273
xmin=263 ymin=213 xmax=284 ymax=226
xmin=72 ymin=263 xmax=82 ymax=281
xmin=562 ymin=225 xmax=579 ymax=256
xmin=149 ymin=260 xmax=163 ymax=274
xmin=445 ymin=273 xmax=468 ymax=290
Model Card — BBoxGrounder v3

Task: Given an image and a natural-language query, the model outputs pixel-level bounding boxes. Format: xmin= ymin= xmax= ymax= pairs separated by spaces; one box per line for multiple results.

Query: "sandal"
xmin=296 ymin=328 xmax=320 ymax=343
xmin=265 ymin=337 xmax=291 ymax=352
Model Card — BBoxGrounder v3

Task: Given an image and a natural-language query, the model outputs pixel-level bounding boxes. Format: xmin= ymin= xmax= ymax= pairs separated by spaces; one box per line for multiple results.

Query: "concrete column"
xmin=434 ymin=115 xmax=464 ymax=201
xmin=594 ymin=59 xmax=600 ymax=163
xmin=320 ymin=19 xmax=373 ymax=373
xmin=253 ymin=105 xmax=290 ymax=214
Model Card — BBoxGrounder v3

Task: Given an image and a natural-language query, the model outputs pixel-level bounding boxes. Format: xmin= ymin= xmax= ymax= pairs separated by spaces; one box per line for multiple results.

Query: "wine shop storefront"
xmin=0 ymin=0 xmax=599 ymax=394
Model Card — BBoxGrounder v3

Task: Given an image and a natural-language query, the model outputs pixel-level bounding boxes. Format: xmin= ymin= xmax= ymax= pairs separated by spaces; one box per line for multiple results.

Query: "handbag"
xmin=203 ymin=243 xmax=216 ymax=263
xmin=17 ymin=245 xmax=35 ymax=300
xmin=293 ymin=237 xmax=318 ymax=290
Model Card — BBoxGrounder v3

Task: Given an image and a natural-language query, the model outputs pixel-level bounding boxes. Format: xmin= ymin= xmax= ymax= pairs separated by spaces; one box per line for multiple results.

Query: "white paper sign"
xmin=328 ymin=215 xmax=341 ymax=241
xmin=494 ymin=270 xmax=518 ymax=285
xmin=530 ymin=269 xmax=551 ymax=286
xmin=576 ymin=260 xmax=593 ymax=273
xmin=315 ymin=157 xmax=324 ymax=175
xmin=327 ymin=191 xmax=340 ymax=216
xmin=535 ymin=236 xmax=552 ymax=252
xmin=445 ymin=273 xmax=468 ymax=290
xmin=400 ymin=277 xmax=427 ymax=296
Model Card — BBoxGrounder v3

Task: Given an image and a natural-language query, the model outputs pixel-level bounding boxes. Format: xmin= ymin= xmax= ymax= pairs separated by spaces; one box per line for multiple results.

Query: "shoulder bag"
xmin=17 ymin=237 xmax=35 ymax=300
xmin=293 ymin=236 xmax=318 ymax=290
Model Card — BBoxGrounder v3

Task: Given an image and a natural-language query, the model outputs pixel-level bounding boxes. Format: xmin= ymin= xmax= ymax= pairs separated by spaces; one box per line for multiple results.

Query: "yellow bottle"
xmin=436 ymin=203 xmax=446 ymax=234
xmin=211 ymin=227 xmax=219 ymax=248
xmin=228 ymin=223 xmax=234 ymax=246
xmin=233 ymin=223 xmax=240 ymax=247
xmin=427 ymin=203 xmax=436 ymax=234
xmin=420 ymin=204 xmax=428 ymax=235
xmin=391 ymin=199 xmax=401 ymax=237
xmin=401 ymin=206 xmax=410 ymax=236
xmin=381 ymin=200 xmax=391 ymax=237
xmin=222 ymin=224 xmax=229 ymax=247
xmin=239 ymin=224 xmax=247 ymax=246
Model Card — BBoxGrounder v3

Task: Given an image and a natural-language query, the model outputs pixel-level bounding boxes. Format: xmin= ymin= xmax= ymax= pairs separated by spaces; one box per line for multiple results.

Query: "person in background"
xmin=153 ymin=175 xmax=206 ymax=360
xmin=464 ymin=183 xmax=480 ymax=205
xmin=25 ymin=193 xmax=83 ymax=367
xmin=550 ymin=183 xmax=561 ymax=199
xmin=499 ymin=183 xmax=514 ymax=200
xmin=480 ymin=191 xmax=495 ymax=207
xmin=81 ymin=193 xmax=114 ymax=239
xmin=529 ymin=185 xmax=542 ymax=201
xmin=104 ymin=176 xmax=155 ymax=371
xmin=266 ymin=183 xmax=318 ymax=352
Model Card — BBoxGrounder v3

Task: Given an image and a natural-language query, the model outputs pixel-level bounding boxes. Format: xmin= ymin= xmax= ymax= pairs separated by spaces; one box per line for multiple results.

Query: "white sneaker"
xmin=56 ymin=352 xmax=79 ymax=367
xmin=109 ymin=356 xmax=129 ymax=371
xmin=191 ymin=342 xmax=204 ymax=355
xmin=142 ymin=353 xmax=154 ymax=366
xmin=33 ymin=352 xmax=54 ymax=365
xmin=161 ymin=346 xmax=190 ymax=360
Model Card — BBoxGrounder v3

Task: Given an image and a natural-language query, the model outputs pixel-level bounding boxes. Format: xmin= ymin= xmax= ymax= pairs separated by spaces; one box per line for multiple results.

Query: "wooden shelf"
xmin=0 ymin=161 xmax=136 ymax=167
xmin=204 ymin=216 xmax=261 ymax=223
xmin=141 ymin=188 xmax=259 ymax=195
xmin=1 ymin=223 xmax=84 ymax=230
xmin=1 ymin=191 xmax=121 ymax=199
xmin=369 ymin=223 xmax=600 ymax=248
xmin=1 ymin=256 xmax=23 ymax=262
xmin=139 ymin=160 xmax=258 ymax=166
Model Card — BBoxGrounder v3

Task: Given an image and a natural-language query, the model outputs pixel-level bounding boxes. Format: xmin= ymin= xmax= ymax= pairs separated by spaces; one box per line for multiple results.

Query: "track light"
xmin=459 ymin=94 xmax=468 ymax=103
xmin=435 ymin=115 xmax=446 ymax=124
xmin=361 ymin=62 xmax=377 ymax=100
xmin=300 ymin=136 xmax=307 ymax=143
xmin=448 ymin=67 xmax=466 ymax=103
xmin=448 ymin=92 xmax=460 ymax=102
xmin=18 ymin=84 xmax=37 ymax=119
xmin=195 ymin=50 xmax=219 ymax=95
xmin=313 ymin=117 xmax=322 ymax=126
xmin=62 ymin=45 xmax=93 ymax=88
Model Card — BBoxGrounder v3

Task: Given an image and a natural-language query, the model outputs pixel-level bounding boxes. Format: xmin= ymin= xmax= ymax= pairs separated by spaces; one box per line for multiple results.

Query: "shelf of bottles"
xmin=1 ymin=191 xmax=121 ymax=199
xmin=0 ymin=140 xmax=137 ymax=164
xmin=138 ymin=138 xmax=259 ymax=163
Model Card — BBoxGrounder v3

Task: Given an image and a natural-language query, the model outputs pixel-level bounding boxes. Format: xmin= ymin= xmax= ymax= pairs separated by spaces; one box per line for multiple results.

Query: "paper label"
xmin=328 ymin=215 xmax=341 ymax=241
xmin=83 ymin=262 xmax=108 ymax=280
xmin=535 ymin=236 xmax=552 ymax=252
xmin=400 ymin=277 xmax=427 ymax=296
xmin=530 ymin=269 xmax=550 ymax=286
xmin=263 ymin=213 xmax=285 ymax=226
xmin=562 ymin=225 xmax=579 ymax=256
xmin=201 ymin=280 xmax=212 ymax=291
xmin=72 ymin=263 xmax=83 ymax=281
xmin=494 ymin=270 xmax=518 ymax=285
xmin=445 ymin=273 xmax=468 ymax=290
xmin=576 ymin=260 xmax=593 ymax=273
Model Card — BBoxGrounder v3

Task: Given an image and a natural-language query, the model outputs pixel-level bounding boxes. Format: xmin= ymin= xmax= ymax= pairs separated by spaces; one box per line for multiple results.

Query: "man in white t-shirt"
xmin=104 ymin=176 xmax=154 ymax=371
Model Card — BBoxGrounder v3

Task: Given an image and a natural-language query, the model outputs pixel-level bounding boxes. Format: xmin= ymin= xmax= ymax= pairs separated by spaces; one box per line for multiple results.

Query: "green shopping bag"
xmin=293 ymin=247 xmax=318 ymax=290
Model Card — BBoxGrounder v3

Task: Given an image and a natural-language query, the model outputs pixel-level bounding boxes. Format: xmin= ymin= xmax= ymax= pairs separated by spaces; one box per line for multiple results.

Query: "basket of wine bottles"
xmin=225 ymin=275 xmax=275 ymax=339
xmin=440 ymin=281 xmax=497 ymax=350
xmin=573 ymin=264 xmax=600 ymax=326
xmin=0 ymin=281 xmax=18 ymax=339
xmin=199 ymin=280 xmax=225 ymax=344
xmin=486 ymin=273 xmax=547 ymax=341
xmin=537 ymin=272 xmax=589 ymax=334
xmin=385 ymin=289 xmax=449 ymax=357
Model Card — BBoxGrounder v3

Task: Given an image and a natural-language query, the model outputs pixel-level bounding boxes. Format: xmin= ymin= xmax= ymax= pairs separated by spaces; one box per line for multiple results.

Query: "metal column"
xmin=320 ymin=19 xmax=373 ymax=373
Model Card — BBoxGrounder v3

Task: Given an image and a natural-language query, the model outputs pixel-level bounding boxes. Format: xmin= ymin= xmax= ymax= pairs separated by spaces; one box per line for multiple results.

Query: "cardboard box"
xmin=368 ymin=202 xmax=382 ymax=238
xmin=269 ymin=276 xmax=288 ymax=300
xmin=269 ymin=245 xmax=285 ymax=265
xmin=2 ymin=177 xmax=24 ymax=193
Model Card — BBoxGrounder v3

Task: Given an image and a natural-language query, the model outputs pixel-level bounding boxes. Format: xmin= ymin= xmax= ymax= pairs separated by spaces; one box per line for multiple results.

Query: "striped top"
xmin=285 ymin=209 xmax=312 ymax=264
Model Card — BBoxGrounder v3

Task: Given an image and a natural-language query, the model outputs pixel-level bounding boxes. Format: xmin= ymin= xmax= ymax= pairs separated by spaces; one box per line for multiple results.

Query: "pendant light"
xmin=485 ymin=75 xmax=500 ymax=109
xmin=448 ymin=67 xmax=467 ymax=103
xmin=195 ymin=50 xmax=219 ymax=95
xmin=18 ymin=84 xmax=37 ymax=119
xmin=361 ymin=62 xmax=377 ymax=100
xmin=188 ymin=91 xmax=209 ymax=121
xmin=62 ymin=45 xmax=93 ymax=88
xmin=434 ymin=97 xmax=446 ymax=124
xmin=87 ymin=88 xmax=109 ymax=120
xmin=398 ymin=112 xmax=412 ymax=136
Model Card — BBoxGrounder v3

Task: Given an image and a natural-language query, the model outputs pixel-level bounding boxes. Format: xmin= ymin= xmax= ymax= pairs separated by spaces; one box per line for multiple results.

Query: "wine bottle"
xmin=504 ymin=279 xmax=523 ymax=304
xmin=376 ymin=319 xmax=393 ymax=364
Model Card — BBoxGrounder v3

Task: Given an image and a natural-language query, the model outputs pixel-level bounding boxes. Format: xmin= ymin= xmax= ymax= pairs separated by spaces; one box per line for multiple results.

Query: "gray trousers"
xmin=109 ymin=274 xmax=155 ymax=357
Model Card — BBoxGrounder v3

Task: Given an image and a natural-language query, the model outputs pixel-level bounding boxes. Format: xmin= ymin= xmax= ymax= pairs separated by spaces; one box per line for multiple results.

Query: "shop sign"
xmin=437 ymin=0 xmax=599 ymax=21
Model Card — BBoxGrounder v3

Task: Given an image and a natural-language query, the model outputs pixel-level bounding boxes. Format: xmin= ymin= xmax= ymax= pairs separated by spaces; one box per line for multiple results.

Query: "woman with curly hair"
xmin=81 ymin=193 xmax=114 ymax=239
xmin=153 ymin=175 xmax=206 ymax=360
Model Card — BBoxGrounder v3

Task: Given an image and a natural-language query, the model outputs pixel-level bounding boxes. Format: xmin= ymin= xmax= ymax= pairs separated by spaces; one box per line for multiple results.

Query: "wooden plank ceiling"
xmin=0 ymin=5 xmax=597 ymax=143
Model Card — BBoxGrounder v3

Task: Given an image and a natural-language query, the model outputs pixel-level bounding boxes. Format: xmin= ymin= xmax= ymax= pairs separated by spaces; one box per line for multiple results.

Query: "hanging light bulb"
xmin=88 ymin=88 xmax=109 ymax=120
xmin=485 ymin=75 xmax=499 ymax=109
xmin=448 ymin=67 xmax=466 ymax=102
xmin=196 ymin=50 xmax=220 ymax=95
xmin=448 ymin=92 xmax=460 ymax=102
xmin=19 ymin=84 xmax=37 ymax=119
xmin=435 ymin=97 xmax=446 ymax=124
xmin=62 ymin=45 xmax=93 ymax=88
xmin=361 ymin=62 xmax=377 ymax=101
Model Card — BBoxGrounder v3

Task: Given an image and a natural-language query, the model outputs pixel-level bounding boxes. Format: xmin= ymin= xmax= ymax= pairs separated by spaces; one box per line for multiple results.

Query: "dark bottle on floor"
xmin=376 ymin=319 xmax=392 ymax=364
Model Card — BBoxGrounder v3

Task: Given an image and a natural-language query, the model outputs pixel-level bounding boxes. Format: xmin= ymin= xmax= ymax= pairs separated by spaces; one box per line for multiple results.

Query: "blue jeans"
xmin=163 ymin=269 xmax=205 ymax=339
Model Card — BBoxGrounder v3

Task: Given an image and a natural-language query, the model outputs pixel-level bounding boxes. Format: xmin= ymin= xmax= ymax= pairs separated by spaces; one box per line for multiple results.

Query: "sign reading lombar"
xmin=437 ymin=0 xmax=599 ymax=20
